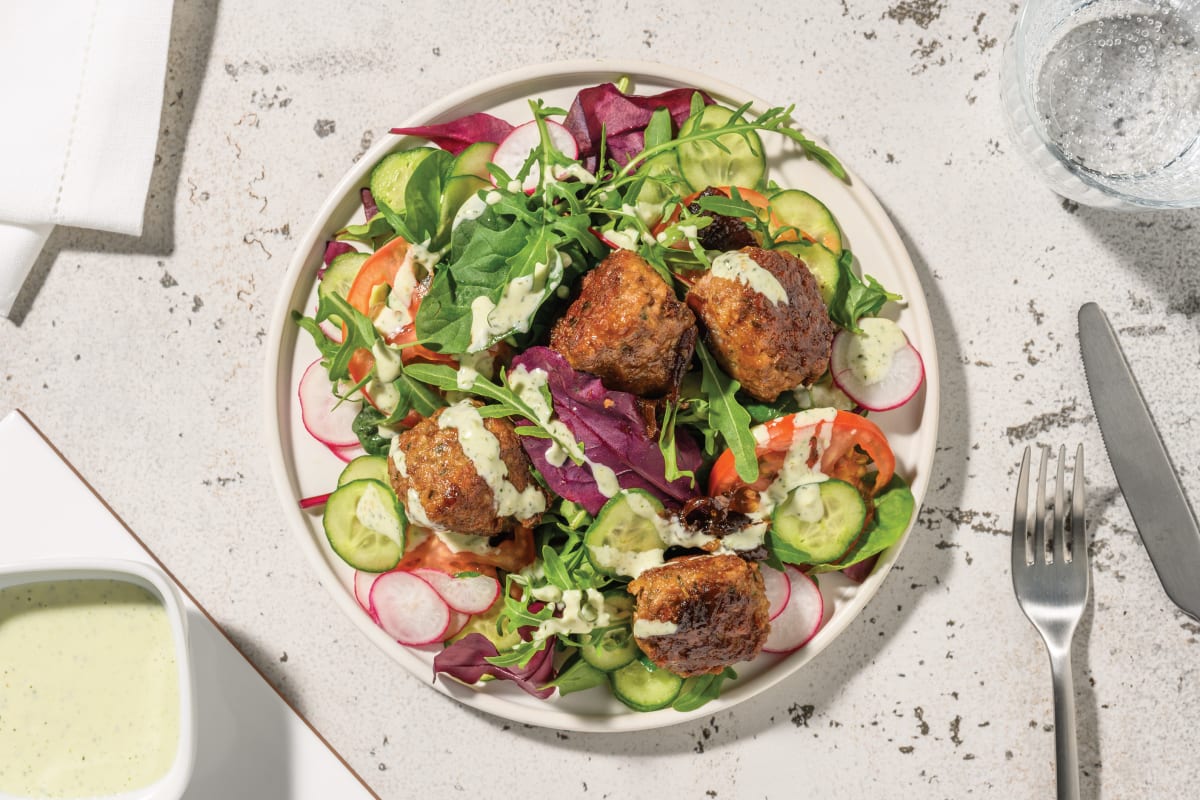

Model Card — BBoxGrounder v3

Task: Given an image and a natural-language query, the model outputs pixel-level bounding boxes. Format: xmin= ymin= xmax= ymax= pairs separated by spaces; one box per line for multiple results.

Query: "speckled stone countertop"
xmin=3 ymin=1 xmax=1199 ymax=797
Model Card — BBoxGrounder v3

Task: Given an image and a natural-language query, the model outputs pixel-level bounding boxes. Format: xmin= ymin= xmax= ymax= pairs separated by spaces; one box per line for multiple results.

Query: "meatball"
xmin=688 ymin=186 xmax=758 ymax=252
xmin=388 ymin=401 xmax=546 ymax=537
xmin=627 ymin=554 xmax=771 ymax=677
xmin=550 ymin=249 xmax=697 ymax=397
xmin=686 ymin=246 xmax=834 ymax=402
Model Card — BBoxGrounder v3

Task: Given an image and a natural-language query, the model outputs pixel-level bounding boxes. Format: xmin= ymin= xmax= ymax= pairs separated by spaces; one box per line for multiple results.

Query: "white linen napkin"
xmin=0 ymin=0 xmax=173 ymax=318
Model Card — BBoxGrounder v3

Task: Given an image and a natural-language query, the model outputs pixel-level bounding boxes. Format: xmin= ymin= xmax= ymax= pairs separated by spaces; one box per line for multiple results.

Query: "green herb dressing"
xmin=0 ymin=579 xmax=179 ymax=798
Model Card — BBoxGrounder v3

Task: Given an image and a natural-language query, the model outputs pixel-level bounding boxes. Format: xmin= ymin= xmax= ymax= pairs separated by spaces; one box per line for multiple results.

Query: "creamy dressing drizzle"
xmin=845 ymin=317 xmax=907 ymax=384
xmin=506 ymin=365 xmax=620 ymax=497
xmin=372 ymin=340 xmax=404 ymax=384
xmin=0 ymin=580 xmax=179 ymax=798
xmin=756 ymin=408 xmax=838 ymax=517
xmin=532 ymin=588 xmax=610 ymax=640
xmin=354 ymin=482 xmax=403 ymax=545
xmin=633 ymin=618 xmax=679 ymax=637
xmin=468 ymin=252 xmax=561 ymax=353
xmin=710 ymin=251 xmax=788 ymax=305
xmin=437 ymin=400 xmax=546 ymax=520
xmin=390 ymin=443 xmax=440 ymax=530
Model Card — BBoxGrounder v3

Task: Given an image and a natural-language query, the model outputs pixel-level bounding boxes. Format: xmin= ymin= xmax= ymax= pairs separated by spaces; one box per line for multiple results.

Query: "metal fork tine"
xmin=1034 ymin=446 xmax=1050 ymax=565
xmin=1070 ymin=443 xmax=1086 ymax=566
xmin=1012 ymin=446 xmax=1032 ymax=568
xmin=1053 ymin=444 xmax=1067 ymax=565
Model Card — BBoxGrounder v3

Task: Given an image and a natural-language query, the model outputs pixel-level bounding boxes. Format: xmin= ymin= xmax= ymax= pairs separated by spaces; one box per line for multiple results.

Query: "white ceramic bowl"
xmin=264 ymin=60 xmax=940 ymax=732
xmin=0 ymin=558 xmax=195 ymax=800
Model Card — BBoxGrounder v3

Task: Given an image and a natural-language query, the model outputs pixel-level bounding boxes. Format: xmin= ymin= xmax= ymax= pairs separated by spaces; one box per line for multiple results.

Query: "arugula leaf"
xmin=314 ymin=292 xmax=377 ymax=382
xmin=292 ymin=311 xmax=340 ymax=362
xmin=695 ymin=340 xmax=758 ymax=484
xmin=403 ymin=362 xmax=584 ymax=463
xmin=658 ymin=399 xmax=695 ymax=484
xmin=828 ymin=250 xmax=902 ymax=333
xmin=377 ymin=369 xmax=447 ymax=426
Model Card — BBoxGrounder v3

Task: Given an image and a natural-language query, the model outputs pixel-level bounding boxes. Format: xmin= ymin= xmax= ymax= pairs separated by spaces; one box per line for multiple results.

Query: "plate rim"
xmin=263 ymin=58 xmax=941 ymax=733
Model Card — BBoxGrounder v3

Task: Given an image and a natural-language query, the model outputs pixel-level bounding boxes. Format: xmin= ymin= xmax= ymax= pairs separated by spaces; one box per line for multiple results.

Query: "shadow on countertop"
xmin=1067 ymin=201 xmax=1200 ymax=335
xmin=6 ymin=0 xmax=219 ymax=326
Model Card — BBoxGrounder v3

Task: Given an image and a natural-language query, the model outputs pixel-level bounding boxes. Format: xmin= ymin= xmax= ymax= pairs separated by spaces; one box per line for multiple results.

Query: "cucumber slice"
xmin=369 ymin=147 xmax=437 ymax=214
xmin=450 ymin=141 xmax=498 ymax=180
xmin=323 ymin=479 xmax=406 ymax=572
xmin=769 ymin=189 xmax=843 ymax=255
xmin=770 ymin=479 xmax=865 ymax=566
xmin=337 ymin=454 xmax=390 ymax=487
xmin=318 ymin=251 xmax=368 ymax=307
xmin=610 ymin=659 xmax=684 ymax=711
xmin=627 ymin=152 xmax=685 ymax=226
xmin=776 ymin=240 xmax=838 ymax=306
xmin=436 ymin=174 xmax=489 ymax=246
xmin=676 ymin=104 xmax=766 ymax=192
xmin=580 ymin=624 xmax=639 ymax=672
xmin=583 ymin=490 xmax=668 ymax=578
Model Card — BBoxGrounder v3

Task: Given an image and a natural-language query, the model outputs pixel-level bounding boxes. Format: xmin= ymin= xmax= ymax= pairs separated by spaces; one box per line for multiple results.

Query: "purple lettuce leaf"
xmin=321 ymin=240 xmax=355 ymax=270
xmin=390 ymin=112 xmax=515 ymax=156
xmin=433 ymin=632 xmax=556 ymax=699
xmin=563 ymin=83 xmax=714 ymax=171
xmin=360 ymin=187 xmax=379 ymax=221
xmin=513 ymin=347 xmax=702 ymax=515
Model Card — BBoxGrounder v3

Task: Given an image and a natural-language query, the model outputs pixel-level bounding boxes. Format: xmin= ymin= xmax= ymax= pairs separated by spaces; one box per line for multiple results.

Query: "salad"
xmin=292 ymin=78 xmax=925 ymax=713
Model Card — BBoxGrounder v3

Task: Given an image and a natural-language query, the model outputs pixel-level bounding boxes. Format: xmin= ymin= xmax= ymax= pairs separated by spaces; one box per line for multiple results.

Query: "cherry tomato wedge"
xmin=343 ymin=237 xmax=453 ymax=415
xmin=708 ymin=409 xmax=895 ymax=497
xmin=394 ymin=526 xmax=537 ymax=577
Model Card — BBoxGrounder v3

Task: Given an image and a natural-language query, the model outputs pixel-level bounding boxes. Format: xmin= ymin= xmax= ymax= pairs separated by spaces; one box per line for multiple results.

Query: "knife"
xmin=1079 ymin=302 xmax=1200 ymax=621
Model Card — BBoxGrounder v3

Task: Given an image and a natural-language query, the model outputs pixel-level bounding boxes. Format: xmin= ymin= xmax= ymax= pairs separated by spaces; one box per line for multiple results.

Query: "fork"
xmin=1012 ymin=444 xmax=1089 ymax=800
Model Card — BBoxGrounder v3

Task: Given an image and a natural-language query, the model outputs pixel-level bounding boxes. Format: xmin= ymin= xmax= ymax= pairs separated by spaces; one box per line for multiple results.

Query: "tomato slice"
xmin=343 ymin=237 xmax=454 ymax=415
xmin=394 ymin=526 xmax=537 ymax=577
xmin=708 ymin=410 xmax=895 ymax=498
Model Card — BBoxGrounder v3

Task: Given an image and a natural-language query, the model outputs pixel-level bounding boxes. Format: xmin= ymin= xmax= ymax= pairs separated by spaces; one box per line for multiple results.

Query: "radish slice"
xmin=299 ymin=358 xmax=361 ymax=447
xmin=760 ymin=564 xmax=792 ymax=621
xmin=370 ymin=571 xmax=451 ymax=646
xmin=318 ymin=317 xmax=343 ymax=344
xmin=354 ymin=570 xmax=377 ymax=617
xmin=491 ymin=120 xmax=580 ymax=192
xmin=829 ymin=318 xmax=925 ymax=412
xmin=761 ymin=567 xmax=825 ymax=654
xmin=411 ymin=568 xmax=500 ymax=614
xmin=330 ymin=442 xmax=367 ymax=463
xmin=443 ymin=610 xmax=470 ymax=640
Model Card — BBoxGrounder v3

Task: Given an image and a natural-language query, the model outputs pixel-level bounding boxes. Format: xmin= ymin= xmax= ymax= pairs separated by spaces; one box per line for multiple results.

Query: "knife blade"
xmin=1079 ymin=302 xmax=1200 ymax=621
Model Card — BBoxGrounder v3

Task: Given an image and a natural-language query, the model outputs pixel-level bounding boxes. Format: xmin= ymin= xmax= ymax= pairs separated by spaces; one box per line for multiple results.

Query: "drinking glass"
xmin=1000 ymin=0 xmax=1200 ymax=208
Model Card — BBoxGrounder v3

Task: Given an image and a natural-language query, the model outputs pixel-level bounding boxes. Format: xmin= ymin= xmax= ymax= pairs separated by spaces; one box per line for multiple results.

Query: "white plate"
xmin=264 ymin=60 xmax=940 ymax=733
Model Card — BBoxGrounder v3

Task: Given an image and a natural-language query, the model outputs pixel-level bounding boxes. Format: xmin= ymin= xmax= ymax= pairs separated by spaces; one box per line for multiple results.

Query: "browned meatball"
xmin=388 ymin=401 xmax=546 ymax=537
xmin=627 ymin=554 xmax=771 ymax=677
xmin=686 ymin=246 xmax=834 ymax=402
xmin=550 ymin=249 xmax=696 ymax=398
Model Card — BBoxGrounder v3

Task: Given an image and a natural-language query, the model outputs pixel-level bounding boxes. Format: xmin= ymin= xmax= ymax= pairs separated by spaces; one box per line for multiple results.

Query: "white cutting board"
xmin=0 ymin=410 xmax=378 ymax=800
